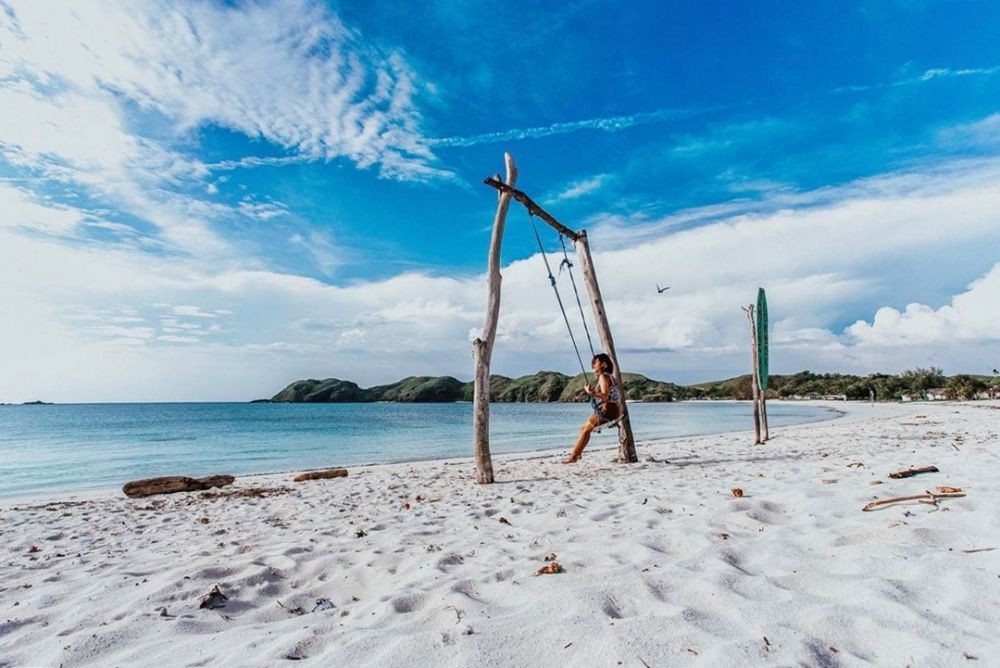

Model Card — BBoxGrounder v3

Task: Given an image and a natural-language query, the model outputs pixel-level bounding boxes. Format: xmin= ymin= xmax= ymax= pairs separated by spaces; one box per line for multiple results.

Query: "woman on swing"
xmin=564 ymin=353 xmax=620 ymax=464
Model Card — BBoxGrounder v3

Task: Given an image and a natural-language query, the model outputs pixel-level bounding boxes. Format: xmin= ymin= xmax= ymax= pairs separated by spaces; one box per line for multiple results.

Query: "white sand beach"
xmin=2 ymin=401 xmax=999 ymax=667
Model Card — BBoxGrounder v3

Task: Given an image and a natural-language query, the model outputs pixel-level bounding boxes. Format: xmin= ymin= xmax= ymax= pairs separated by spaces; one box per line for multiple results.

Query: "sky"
xmin=1 ymin=0 xmax=999 ymax=402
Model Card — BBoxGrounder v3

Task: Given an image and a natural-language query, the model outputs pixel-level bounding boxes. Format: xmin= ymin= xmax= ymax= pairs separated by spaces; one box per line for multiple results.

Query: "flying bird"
xmin=656 ymin=284 xmax=671 ymax=293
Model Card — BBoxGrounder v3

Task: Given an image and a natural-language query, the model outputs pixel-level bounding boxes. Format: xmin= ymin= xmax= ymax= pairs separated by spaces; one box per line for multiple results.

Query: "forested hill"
xmin=266 ymin=368 xmax=997 ymax=403
xmin=269 ymin=371 xmax=684 ymax=403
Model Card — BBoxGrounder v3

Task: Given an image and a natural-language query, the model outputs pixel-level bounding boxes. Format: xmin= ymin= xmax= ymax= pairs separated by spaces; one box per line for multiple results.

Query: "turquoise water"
xmin=0 ymin=402 xmax=837 ymax=499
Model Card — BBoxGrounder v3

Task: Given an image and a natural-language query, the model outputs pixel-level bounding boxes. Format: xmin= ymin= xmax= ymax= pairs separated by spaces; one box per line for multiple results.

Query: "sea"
xmin=0 ymin=401 xmax=839 ymax=499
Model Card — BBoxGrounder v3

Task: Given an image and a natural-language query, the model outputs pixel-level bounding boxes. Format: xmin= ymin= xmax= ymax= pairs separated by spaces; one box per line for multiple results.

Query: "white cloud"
xmin=0 ymin=0 xmax=450 ymax=277
xmin=846 ymin=262 xmax=1000 ymax=345
xmin=938 ymin=113 xmax=1000 ymax=150
xmin=548 ymin=174 xmax=611 ymax=203
xmin=2 ymin=153 xmax=1000 ymax=401
xmin=171 ymin=305 xmax=217 ymax=319
xmin=0 ymin=183 xmax=86 ymax=235
xmin=0 ymin=0 xmax=444 ymax=180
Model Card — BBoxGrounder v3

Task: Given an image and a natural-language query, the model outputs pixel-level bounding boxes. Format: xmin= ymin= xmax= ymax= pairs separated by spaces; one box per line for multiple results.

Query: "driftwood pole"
xmin=472 ymin=153 xmax=517 ymax=484
xmin=760 ymin=391 xmax=769 ymax=441
xmin=743 ymin=305 xmax=762 ymax=445
xmin=575 ymin=232 xmax=638 ymax=463
xmin=482 ymin=177 xmax=638 ymax=464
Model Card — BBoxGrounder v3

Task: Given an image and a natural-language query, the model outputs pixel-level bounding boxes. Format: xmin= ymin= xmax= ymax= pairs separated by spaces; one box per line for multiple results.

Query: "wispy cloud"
xmin=834 ymin=65 xmax=1000 ymax=94
xmin=547 ymin=174 xmax=612 ymax=203
xmin=937 ymin=113 xmax=1000 ymax=150
xmin=428 ymin=107 xmax=704 ymax=148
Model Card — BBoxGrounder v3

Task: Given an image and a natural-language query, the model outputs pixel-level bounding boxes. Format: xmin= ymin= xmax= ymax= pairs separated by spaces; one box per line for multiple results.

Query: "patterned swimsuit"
xmin=593 ymin=373 xmax=621 ymax=423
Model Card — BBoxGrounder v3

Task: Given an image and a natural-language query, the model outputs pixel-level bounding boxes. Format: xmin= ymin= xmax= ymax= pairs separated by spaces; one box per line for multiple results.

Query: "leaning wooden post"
xmin=471 ymin=153 xmax=517 ymax=484
xmin=743 ymin=305 xmax=762 ymax=445
xmin=575 ymin=232 xmax=638 ymax=463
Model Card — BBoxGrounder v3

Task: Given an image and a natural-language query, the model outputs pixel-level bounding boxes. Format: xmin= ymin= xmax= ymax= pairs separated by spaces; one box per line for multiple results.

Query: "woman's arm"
xmin=587 ymin=373 xmax=612 ymax=401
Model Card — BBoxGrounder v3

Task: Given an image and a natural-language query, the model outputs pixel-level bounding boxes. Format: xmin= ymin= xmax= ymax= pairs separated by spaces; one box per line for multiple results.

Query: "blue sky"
xmin=1 ymin=0 xmax=999 ymax=401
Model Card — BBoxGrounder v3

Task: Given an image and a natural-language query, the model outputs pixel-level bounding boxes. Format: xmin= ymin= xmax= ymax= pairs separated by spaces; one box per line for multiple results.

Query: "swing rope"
xmin=528 ymin=212 xmax=621 ymax=432
xmin=558 ymin=234 xmax=595 ymax=359
xmin=528 ymin=212 xmax=591 ymax=382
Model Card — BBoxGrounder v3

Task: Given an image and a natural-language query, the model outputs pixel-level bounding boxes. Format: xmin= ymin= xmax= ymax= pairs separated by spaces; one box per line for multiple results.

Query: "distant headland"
xmin=265 ymin=369 xmax=998 ymax=403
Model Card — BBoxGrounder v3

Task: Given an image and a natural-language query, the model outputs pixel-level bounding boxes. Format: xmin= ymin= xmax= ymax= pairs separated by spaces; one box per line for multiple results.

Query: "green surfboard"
xmin=756 ymin=287 xmax=769 ymax=391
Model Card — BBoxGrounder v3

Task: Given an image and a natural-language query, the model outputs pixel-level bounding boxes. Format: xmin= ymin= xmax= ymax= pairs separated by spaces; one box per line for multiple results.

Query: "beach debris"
xmin=962 ymin=547 xmax=996 ymax=554
xmin=544 ymin=553 xmax=558 ymax=562
xmin=499 ymin=516 xmax=511 ymax=525
xmin=312 ymin=598 xmax=335 ymax=612
xmin=199 ymin=486 xmax=292 ymax=500
xmin=123 ymin=475 xmax=235 ymax=498
xmin=444 ymin=605 xmax=464 ymax=623
xmin=415 ymin=495 xmax=423 ymax=502
xmin=963 ymin=651 xmax=978 ymax=660
xmin=277 ymin=601 xmax=306 ymax=615
xmin=730 ymin=488 xmax=744 ymax=498
xmin=355 ymin=529 xmax=367 ymax=538
xmin=763 ymin=636 xmax=770 ymax=652
xmin=888 ymin=465 xmax=939 ymax=479
xmin=277 ymin=597 xmax=335 ymax=615
xmin=829 ymin=646 xmax=839 ymax=653
xmin=822 ymin=479 xmax=838 ymax=485
xmin=535 ymin=561 xmax=564 ymax=575
xmin=27 ymin=544 xmax=40 ymax=554
xmin=293 ymin=468 xmax=348 ymax=483
xmin=199 ymin=585 xmax=228 ymax=610
xmin=715 ymin=532 xmax=730 ymax=540
xmin=198 ymin=517 xmax=210 ymax=524
xmin=862 ymin=487 xmax=965 ymax=512
xmin=847 ymin=462 xmax=865 ymax=468
xmin=869 ymin=480 xmax=883 ymax=486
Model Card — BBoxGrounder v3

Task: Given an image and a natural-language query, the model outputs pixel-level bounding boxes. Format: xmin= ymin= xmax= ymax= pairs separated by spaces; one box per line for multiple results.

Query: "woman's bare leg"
xmin=564 ymin=416 xmax=598 ymax=463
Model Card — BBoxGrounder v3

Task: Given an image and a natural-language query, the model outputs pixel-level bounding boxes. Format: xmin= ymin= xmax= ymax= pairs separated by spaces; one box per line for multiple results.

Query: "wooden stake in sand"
xmin=742 ymin=305 xmax=762 ymax=445
xmin=472 ymin=153 xmax=518 ymax=484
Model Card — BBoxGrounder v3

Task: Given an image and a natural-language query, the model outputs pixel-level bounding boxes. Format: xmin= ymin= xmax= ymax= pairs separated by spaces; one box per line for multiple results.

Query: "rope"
xmin=528 ymin=213 xmax=591 ymax=381
xmin=559 ymin=235 xmax=595 ymax=358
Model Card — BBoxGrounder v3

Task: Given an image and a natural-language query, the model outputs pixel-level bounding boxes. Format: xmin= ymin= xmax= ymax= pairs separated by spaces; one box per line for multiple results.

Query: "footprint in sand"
xmin=391 ymin=593 xmax=425 ymax=613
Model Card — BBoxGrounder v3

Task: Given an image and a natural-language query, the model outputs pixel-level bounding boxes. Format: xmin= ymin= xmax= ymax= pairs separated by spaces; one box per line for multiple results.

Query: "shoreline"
xmin=0 ymin=400 xmax=846 ymax=508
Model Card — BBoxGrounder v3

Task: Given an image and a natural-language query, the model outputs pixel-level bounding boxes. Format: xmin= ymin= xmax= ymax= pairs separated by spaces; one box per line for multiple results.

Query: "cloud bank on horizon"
xmin=1 ymin=0 xmax=999 ymax=402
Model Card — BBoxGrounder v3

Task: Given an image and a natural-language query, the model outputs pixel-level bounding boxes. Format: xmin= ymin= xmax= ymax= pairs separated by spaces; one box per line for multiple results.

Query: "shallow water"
xmin=0 ymin=401 xmax=837 ymax=498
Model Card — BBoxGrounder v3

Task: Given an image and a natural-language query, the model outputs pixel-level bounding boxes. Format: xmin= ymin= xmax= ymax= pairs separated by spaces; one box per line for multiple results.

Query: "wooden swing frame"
xmin=471 ymin=154 xmax=637 ymax=483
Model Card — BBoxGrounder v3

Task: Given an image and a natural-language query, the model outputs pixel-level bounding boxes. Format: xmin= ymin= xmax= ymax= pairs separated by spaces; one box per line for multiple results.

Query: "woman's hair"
xmin=592 ymin=353 xmax=614 ymax=374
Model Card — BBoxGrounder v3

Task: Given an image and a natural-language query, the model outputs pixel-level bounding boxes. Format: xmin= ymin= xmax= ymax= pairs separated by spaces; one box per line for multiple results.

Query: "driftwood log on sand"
xmin=862 ymin=486 xmax=965 ymax=511
xmin=123 ymin=475 xmax=235 ymax=498
xmin=888 ymin=465 xmax=940 ymax=479
xmin=293 ymin=468 xmax=348 ymax=482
